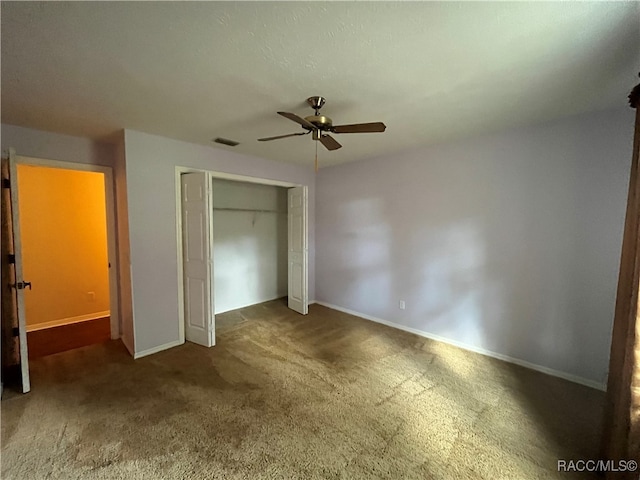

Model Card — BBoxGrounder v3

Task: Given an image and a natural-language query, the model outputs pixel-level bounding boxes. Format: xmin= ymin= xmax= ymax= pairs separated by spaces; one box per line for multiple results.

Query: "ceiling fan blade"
xmin=319 ymin=134 xmax=342 ymax=151
xmin=278 ymin=111 xmax=316 ymax=130
xmin=332 ymin=122 xmax=386 ymax=134
xmin=258 ymin=132 xmax=308 ymax=142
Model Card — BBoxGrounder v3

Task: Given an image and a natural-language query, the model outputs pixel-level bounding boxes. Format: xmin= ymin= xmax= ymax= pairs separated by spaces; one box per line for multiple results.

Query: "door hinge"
xmin=11 ymin=281 xmax=31 ymax=290
xmin=11 ymin=327 xmax=19 ymax=337
xmin=7 ymin=254 xmax=15 ymax=264
xmin=2 ymin=178 xmax=10 ymax=189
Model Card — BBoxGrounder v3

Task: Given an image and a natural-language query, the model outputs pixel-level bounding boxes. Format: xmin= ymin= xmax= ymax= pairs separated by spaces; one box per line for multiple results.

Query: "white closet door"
xmin=287 ymin=186 xmax=308 ymax=315
xmin=181 ymin=172 xmax=215 ymax=347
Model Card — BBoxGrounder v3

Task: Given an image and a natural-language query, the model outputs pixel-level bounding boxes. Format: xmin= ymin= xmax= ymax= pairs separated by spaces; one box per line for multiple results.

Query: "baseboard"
xmin=134 ymin=339 xmax=183 ymax=359
xmin=27 ymin=311 xmax=110 ymax=332
xmin=121 ymin=333 xmax=135 ymax=357
xmin=215 ymin=295 xmax=288 ymax=315
xmin=314 ymin=301 xmax=606 ymax=391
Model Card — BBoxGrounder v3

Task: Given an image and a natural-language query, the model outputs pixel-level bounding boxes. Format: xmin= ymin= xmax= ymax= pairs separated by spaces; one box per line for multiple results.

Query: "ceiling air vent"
xmin=213 ymin=137 xmax=239 ymax=147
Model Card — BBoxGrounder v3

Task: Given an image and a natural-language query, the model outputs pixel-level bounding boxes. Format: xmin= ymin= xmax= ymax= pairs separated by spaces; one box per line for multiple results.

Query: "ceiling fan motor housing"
xmin=304 ymin=96 xmax=332 ymax=131
xmin=304 ymin=115 xmax=333 ymax=131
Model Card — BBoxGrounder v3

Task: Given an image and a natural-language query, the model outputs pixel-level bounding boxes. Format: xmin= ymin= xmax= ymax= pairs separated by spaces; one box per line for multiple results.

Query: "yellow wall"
xmin=17 ymin=165 xmax=110 ymax=327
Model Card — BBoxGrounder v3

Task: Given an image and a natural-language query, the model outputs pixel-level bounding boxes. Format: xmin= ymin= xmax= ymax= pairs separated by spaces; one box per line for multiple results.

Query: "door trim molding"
xmin=14 ymin=155 xmax=121 ymax=341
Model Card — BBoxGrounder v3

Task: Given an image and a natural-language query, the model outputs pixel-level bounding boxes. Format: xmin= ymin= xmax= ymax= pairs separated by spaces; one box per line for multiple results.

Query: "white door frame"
xmin=15 ymin=155 xmax=120 ymax=340
xmin=175 ymin=166 xmax=308 ymax=344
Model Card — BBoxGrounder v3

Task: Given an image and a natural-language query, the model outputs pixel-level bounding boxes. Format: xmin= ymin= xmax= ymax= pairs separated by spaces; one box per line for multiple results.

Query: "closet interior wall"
xmin=212 ymin=179 xmax=288 ymax=314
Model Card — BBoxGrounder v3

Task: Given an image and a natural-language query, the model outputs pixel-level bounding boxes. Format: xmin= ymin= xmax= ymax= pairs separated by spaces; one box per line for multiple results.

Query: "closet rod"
xmin=213 ymin=207 xmax=285 ymax=214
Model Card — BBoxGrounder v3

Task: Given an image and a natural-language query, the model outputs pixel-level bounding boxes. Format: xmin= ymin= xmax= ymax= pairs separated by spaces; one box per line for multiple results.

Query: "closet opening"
xmin=212 ymin=179 xmax=288 ymax=318
xmin=177 ymin=168 xmax=309 ymax=348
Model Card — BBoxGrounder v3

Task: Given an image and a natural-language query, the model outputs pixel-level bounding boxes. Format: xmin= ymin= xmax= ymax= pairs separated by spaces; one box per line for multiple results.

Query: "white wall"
xmin=0 ymin=124 xmax=134 ymax=351
xmin=316 ymin=107 xmax=634 ymax=387
xmin=1 ymin=124 xmax=114 ymax=167
xmin=123 ymin=130 xmax=316 ymax=355
xmin=212 ymin=179 xmax=287 ymax=313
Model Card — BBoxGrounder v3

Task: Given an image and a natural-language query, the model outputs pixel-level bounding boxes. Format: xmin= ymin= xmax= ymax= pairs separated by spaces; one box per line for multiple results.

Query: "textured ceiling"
xmin=2 ymin=2 xmax=639 ymax=167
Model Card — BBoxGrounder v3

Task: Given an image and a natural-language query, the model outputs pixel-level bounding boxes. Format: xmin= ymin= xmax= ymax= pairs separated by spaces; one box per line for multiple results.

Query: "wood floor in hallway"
xmin=27 ymin=316 xmax=111 ymax=359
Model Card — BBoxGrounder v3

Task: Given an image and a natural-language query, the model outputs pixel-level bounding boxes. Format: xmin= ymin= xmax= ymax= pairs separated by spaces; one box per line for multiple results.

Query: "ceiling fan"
xmin=258 ymin=96 xmax=386 ymax=151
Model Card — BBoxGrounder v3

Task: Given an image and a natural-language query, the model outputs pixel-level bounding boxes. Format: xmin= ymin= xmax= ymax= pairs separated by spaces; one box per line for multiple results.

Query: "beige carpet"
xmin=1 ymin=299 xmax=603 ymax=479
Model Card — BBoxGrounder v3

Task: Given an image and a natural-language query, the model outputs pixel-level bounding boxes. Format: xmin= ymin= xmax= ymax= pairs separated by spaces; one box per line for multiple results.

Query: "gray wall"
xmin=0 ymin=124 xmax=135 ymax=353
xmin=5 ymin=109 xmax=633 ymax=386
xmin=212 ymin=179 xmax=288 ymax=313
xmin=316 ymin=107 xmax=634 ymax=386
xmin=1 ymin=124 xmax=114 ymax=167
xmin=123 ymin=130 xmax=316 ymax=355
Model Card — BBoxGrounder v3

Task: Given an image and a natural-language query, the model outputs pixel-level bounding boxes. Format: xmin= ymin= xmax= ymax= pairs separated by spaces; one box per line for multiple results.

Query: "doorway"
xmin=1 ymin=152 xmax=120 ymax=393
xmin=18 ymin=164 xmax=112 ymax=358
xmin=176 ymin=168 xmax=309 ymax=348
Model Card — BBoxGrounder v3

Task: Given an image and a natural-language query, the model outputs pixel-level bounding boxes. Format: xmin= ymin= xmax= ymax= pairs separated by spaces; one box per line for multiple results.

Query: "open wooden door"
xmin=181 ymin=172 xmax=215 ymax=347
xmin=287 ymin=186 xmax=308 ymax=315
xmin=601 ymin=77 xmax=640 ymax=479
xmin=1 ymin=149 xmax=30 ymax=393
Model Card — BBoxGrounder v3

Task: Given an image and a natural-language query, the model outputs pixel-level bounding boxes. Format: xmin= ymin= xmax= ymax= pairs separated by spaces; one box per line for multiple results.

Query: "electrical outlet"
xmin=399 ymin=300 xmax=406 ymax=310
xmin=87 ymin=292 xmax=96 ymax=302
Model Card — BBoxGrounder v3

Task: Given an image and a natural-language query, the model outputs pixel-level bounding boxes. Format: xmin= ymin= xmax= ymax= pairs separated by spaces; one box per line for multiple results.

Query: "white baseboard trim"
xmin=121 ymin=334 xmax=135 ymax=357
xmin=134 ymin=340 xmax=184 ymax=359
xmin=315 ymin=301 xmax=606 ymax=391
xmin=215 ymin=295 xmax=289 ymax=315
xmin=26 ymin=311 xmax=110 ymax=332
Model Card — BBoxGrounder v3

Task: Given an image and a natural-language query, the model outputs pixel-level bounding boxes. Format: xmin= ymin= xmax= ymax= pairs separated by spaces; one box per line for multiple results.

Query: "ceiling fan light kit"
xmin=258 ymin=96 xmax=387 ymax=152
